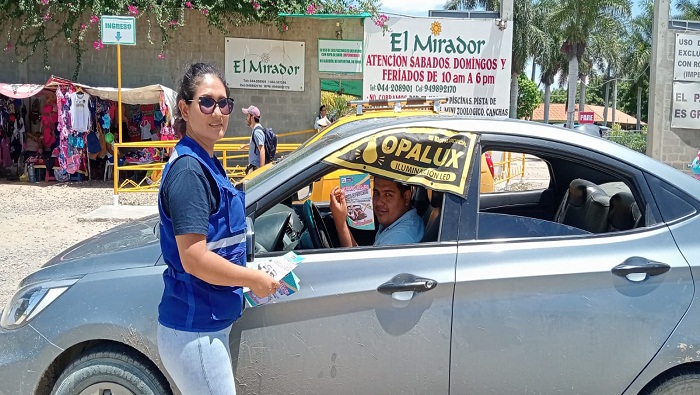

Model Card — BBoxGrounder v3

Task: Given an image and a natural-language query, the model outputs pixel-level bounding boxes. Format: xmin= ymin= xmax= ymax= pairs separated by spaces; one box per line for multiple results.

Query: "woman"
xmin=157 ymin=63 xmax=279 ymax=394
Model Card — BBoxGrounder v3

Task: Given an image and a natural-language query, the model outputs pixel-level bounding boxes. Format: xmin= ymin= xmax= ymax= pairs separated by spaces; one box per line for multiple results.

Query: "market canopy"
xmin=321 ymin=79 xmax=362 ymax=97
xmin=0 ymin=76 xmax=177 ymax=113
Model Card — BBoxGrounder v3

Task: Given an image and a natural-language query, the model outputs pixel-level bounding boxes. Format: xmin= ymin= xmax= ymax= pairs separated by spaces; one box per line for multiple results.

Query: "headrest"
xmin=412 ymin=187 xmax=430 ymax=216
xmin=568 ymin=179 xmax=598 ymax=207
xmin=608 ymin=192 xmax=641 ymax=231
xmin=427 ymin=189 xmax=443 ymax=208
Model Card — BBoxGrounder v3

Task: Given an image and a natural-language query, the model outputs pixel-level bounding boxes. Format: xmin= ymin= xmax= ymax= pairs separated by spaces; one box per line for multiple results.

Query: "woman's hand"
xmin=248 ymin=270 xmax=280 ymax=299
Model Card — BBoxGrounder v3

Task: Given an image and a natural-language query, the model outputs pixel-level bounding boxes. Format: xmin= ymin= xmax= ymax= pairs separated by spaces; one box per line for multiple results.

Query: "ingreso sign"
xmin=100 ymin=15 xmax=136 ymax=45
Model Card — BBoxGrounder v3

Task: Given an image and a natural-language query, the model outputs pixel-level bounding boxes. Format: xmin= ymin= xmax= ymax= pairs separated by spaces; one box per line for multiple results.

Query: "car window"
xmin=252 ymin=167 xmax=454 ymax=255
xmin=480 ymin=151 xmax=551 ymax=194
xmin=477 ymin=147 xmax=648 ymax=240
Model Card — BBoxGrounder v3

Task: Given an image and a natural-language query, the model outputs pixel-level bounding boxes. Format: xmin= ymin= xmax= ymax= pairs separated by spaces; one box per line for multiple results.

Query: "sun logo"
xmin=431 ymin=21 xmax=442 ymax=36
xmin=355 ymin=136 xmax=384 ymax=165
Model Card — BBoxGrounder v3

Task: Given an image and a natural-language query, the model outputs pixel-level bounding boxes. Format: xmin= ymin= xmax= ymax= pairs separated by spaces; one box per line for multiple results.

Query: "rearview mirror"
xmin=246 ymin=217 xmax=255 ymax=262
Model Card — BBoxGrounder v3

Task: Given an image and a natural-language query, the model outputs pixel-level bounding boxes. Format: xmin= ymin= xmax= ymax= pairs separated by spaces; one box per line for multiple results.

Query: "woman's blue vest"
xmin=157 ymin=136 xmax=247 ymax=332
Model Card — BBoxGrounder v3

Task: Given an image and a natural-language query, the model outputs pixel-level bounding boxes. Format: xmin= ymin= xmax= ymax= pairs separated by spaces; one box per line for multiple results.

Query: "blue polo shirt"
xmin=374 ymin=208 xmax=424 ymax=246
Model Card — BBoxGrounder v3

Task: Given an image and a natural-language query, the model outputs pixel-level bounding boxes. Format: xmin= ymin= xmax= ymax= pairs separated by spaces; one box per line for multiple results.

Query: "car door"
xmin=230 ymin=191 xmax=459 ymax=394
xmin=449 ymin=140 xmax=694 ymax=394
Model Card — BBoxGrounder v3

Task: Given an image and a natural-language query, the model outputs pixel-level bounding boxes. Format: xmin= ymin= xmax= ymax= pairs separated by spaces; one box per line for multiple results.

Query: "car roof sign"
xmin=323 ymin=127 xmax=477 ymax=197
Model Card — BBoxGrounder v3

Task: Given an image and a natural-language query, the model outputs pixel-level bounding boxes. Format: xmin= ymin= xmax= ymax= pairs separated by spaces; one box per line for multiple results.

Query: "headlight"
xmin=1 ymin=278 xmax=79 ymax=329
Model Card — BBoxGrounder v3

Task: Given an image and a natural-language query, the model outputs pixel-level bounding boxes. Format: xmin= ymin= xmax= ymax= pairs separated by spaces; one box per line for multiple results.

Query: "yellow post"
xmin=113 ymin=43 xmax=122 ymax=204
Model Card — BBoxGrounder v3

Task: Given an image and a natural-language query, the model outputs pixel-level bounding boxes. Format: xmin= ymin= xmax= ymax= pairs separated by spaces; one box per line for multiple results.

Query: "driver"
xmin=329 ymin=176 xmax=424 ymax=247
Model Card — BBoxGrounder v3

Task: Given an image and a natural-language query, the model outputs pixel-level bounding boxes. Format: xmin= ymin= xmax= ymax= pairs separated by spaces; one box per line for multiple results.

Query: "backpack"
xmin=253 ymin=125 xmax=277 ymax=163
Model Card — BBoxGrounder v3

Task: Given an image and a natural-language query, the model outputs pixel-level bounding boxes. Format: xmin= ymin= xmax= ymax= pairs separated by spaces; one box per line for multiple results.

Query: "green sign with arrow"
xmin=100 ymin=15 xmax=136 ymax=45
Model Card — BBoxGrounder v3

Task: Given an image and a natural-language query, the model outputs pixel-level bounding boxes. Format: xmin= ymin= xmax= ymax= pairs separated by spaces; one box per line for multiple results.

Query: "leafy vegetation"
xmin=0 ymin=0 xmax=385 ymax=78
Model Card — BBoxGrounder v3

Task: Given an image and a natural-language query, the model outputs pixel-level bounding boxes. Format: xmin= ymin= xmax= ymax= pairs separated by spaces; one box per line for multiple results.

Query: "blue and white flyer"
xmin=244 ymin=251 xmax=304 ymax=307
xmin=340 ymin=173 xmax=375 ymax=230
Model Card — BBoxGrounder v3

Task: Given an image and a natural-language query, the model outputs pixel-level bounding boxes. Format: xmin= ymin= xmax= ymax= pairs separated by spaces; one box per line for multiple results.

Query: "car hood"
xmin=20 ymin=216 xmax=162 ymax=287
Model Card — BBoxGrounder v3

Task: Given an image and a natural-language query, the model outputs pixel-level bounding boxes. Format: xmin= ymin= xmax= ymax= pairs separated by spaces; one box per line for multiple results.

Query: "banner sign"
xmin=318 ymin=39 xmax=363 ymax=73
xmin=100 ymin=15 xmax=136 ymax=45
xmin=323 ymin=128 xmax=477 ymax=197
xmin=671 ymin=82 xmax=700 ymax=128
xmin=225 ymin=38 xmax=305 ymax=91
xmin=674 ymin=33 xmax=700 ymax=82
xmin=363 ymin=17 xmax=512 ymax=117
xmin=578 ymin=111 xmax=594 ymax=124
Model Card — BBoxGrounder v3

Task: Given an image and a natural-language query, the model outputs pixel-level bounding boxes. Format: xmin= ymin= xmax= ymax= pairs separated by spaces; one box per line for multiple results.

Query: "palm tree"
xmin=444 ymin=0 xmax=547 ymax=119
xmin=536 ymin=2 xmax=565 ymax=124
xmin=625 ymin=0 xmax=652 ymax=129
xmin=586 ymin=14 xmax=627 ymax=126
xmin=547 ymin=0 xmax=631 ymax=128
xmin=676 ymin=0 xmax=700 ymax=19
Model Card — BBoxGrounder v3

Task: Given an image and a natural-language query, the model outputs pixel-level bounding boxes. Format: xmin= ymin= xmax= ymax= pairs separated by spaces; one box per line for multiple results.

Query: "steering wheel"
xmin=302 ymin=200 xmax=333 ymax=249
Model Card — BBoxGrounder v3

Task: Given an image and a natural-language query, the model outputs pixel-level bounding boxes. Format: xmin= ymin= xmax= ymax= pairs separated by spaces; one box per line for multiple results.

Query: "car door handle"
xmin=611 ymin=257 xmax=671 ymax=277
xmin=377 ymin=273 xmax=438 ymax=295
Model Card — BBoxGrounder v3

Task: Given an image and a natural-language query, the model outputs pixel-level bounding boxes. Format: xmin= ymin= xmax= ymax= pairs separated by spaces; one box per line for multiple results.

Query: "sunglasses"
xmin=188 ymin=96 xmax=234 ymax=115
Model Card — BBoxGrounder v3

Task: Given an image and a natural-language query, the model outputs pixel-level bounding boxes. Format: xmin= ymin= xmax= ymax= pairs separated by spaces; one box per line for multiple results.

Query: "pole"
xmin=114 ymin=43 xmax=122 ymax=205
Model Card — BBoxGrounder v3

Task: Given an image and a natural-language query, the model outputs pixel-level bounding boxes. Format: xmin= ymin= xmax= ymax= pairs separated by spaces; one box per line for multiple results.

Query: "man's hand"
xmin=329 ymin=186 xmax=348 ymax=222
xmin=330 ymin=186 xmax=358 ymax=247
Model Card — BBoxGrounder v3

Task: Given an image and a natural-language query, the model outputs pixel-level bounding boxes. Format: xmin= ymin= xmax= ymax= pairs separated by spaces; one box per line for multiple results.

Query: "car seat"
xmin=412 ymin=186 xmax=431 ymax=218
xmin=607 ymin=191 xmax=642 ymax=232
xmin=554 ymin=179 xmax=610 ymax=233
xmin=421 ymin=189 xmax=443 ymax=242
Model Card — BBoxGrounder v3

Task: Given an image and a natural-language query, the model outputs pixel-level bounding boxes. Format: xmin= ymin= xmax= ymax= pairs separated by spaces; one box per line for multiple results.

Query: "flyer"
xmin=243 ymin=251 xmax=304 ymax=307
xmin=340 ymin=173 xmax=375 ymax=230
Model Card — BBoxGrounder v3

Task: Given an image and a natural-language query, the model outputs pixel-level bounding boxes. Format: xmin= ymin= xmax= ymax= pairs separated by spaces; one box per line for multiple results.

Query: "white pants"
xmin=157 ymin=323 xmax=237 ymax=395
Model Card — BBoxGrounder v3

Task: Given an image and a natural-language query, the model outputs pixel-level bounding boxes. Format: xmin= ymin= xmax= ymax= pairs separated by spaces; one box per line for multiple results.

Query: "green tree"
xmin=676 ymin=0 xmax=700 ymax=19
xmin=550 ymin=87 xmax=568 ymax=104
xmin=0 ymin=0 xmax=384 ymax=78
xmin=517 ymin=73 xmax=541 ymax=119
xmin=545 ymin=0 xmax=631 ymax=128
xmin=535 ymin=0 xmax=565 ymax=123
xmin=622 ymin=0 xmax=652 ymax=128
xmin=444 ymin=0 xmax=547 ymax=119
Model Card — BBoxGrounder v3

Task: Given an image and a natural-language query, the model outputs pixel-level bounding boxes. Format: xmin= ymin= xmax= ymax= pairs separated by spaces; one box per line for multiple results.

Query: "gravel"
xmin=0 ymin=180 xmax=157 ymax=309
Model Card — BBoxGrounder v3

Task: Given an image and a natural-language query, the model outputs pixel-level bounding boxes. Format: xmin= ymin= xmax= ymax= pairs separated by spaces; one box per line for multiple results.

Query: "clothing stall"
xmin=0 ymin=77 xmax=176 ymax=182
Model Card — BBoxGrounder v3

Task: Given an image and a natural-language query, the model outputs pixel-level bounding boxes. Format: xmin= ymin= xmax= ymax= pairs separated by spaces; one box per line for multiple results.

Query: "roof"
xmin=530 ymin=103 xmax=646 ymax=126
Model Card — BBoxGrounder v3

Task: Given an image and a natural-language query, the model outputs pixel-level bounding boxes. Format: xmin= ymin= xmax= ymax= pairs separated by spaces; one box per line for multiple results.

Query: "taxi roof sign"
xmin=349 ymin=97 xmax=447 ymax=115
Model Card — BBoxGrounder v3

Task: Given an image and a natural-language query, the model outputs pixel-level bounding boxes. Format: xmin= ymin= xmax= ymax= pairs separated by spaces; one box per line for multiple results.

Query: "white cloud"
xmin=379 ymin=0 xmax=447 ymax=17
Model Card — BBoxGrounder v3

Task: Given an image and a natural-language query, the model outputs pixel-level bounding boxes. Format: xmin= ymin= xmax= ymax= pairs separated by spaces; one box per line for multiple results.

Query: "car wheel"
xmin=645 ymin=369 xmax=700 ymax=395
xmin=51 ymin=344 xmax=170 ymax=395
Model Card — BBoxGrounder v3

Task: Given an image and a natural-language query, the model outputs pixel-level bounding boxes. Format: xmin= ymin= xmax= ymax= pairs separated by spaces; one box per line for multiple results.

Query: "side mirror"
xmin=246 ymin=216 xmax=255 ymax=262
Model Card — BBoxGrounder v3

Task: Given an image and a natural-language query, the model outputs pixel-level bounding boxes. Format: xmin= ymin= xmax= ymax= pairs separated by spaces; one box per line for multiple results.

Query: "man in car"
xmin=329 ymin=176 xmax=424 ymax=246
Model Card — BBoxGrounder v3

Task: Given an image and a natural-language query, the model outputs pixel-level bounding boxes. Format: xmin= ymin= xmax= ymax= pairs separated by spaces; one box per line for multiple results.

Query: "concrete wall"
xmin=0 ymin=12 xmax=364 ymax=142
xmin=649 ymin=1 xmax=700 ymax=171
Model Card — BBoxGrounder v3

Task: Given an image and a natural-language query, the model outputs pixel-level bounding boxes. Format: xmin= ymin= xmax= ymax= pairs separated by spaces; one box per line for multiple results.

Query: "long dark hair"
xmin=174 ymin=63 xmax=229 ymax=137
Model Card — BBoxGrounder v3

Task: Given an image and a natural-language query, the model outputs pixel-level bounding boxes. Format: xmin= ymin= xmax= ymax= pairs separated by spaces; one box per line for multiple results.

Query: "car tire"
xmin=646 ymin=369 xmax=700 ymax=395
xmin=51 ymin=344 xmax=170 ymax=395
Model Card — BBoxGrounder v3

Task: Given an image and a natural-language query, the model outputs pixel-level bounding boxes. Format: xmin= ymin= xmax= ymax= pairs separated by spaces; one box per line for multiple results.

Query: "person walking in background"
xmin=315 ymin=105 xmax=331 ymax=132
xmin=691 ymin=150 xmax=700 ymax=180
xmin=157 ymin=62 xmax=279 ymax=395
xmin=239 ymin=105 xmax=265 ymax=174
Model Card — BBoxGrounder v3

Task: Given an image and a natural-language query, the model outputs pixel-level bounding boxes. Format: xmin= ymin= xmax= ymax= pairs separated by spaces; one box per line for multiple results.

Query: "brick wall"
xmin=0 ymin=12 xmax=364 ymax=143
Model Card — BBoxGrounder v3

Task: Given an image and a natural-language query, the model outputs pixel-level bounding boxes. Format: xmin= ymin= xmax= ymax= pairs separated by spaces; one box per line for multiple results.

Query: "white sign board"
xmin=674 ymin=33 xmax=700 ymax=82
xmin=318 ymin=39 xmax=363 ymax=73
xmin=100 ymin=15 xmax=136 ymax=45
xmin=225 ymin=38 xmax=305 ymax=91
xmin=363 ymin=17 xmax=512 ymax=117
xmin=672 ymin=82 xmax=700 ymax=128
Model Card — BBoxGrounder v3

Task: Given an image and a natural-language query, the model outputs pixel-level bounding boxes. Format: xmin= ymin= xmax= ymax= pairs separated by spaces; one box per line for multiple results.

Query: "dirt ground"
xmin=0 ymin=180 xmax=157 ymax=308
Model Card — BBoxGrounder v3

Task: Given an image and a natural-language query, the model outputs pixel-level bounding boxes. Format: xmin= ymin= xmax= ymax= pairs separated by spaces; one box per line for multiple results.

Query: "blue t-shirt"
xmin=248 ymin=125 xmax=265 ymax=167
xmin=374 ymin=208 xmax=424 ymax=246
xmin=160 ymin=156 xmax=219 ymax=236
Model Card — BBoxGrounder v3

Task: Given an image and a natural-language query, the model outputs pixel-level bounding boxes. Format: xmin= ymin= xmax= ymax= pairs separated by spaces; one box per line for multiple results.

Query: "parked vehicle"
xmin=2 ymin=105 xmax=700 ymax=395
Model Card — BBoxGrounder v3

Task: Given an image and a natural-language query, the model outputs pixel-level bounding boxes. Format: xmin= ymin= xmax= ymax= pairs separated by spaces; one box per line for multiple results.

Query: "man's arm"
xmin=329 ymin=186 xmax=357 ymax=247
xmin=259 ymin=145 xmax=266 ymax=167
